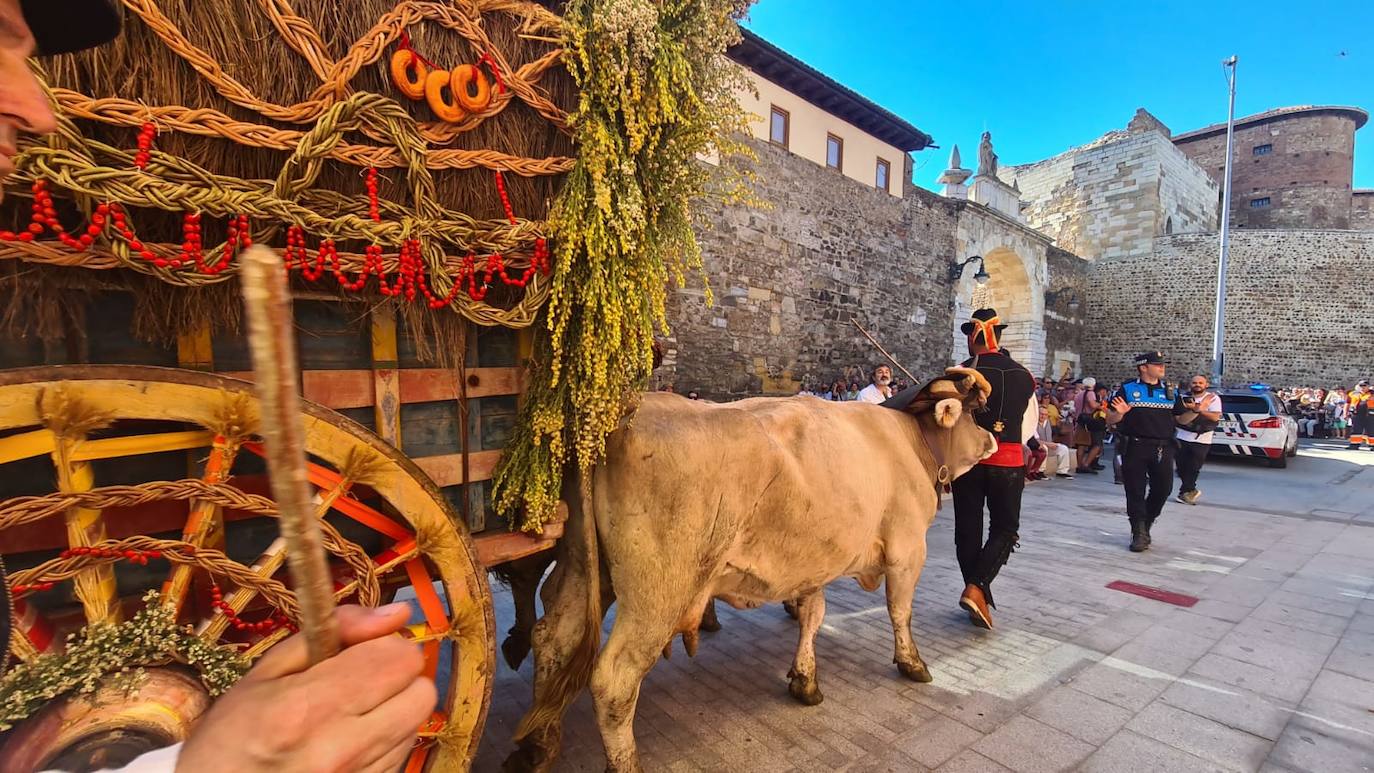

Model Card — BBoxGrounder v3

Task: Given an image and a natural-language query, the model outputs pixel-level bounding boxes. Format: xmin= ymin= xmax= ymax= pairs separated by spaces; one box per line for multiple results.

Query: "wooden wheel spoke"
xmin=199 ymin=474 xmax=356 ymax=642
xmin=44 ymin=391 xmax=120 ymax=626
xmin=164 ymin=433 xmax=244 ymax=613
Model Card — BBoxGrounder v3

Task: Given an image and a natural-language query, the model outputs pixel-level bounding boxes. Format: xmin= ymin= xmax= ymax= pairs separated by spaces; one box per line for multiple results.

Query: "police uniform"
xmin=1112 ymin=351 xmax=1183 ymax=551
xmin=952 ymin=309 xmax=1037 ymax=629
xmin=1347 ymin=381 xmax=1374 ymax=450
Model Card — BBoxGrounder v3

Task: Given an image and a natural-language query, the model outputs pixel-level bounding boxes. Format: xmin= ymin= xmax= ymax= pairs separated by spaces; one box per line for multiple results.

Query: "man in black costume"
xmin=952 ymin=308 xmax=1038 ymax=629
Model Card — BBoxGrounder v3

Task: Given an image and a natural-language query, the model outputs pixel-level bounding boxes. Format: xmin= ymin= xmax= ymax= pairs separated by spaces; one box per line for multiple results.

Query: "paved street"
xmin=473 ymin=440 xmax=1374 ymax=772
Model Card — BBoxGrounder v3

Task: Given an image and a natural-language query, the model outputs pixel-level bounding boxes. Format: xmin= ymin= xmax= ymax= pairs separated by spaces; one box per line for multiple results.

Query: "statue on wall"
xmin=977 ymin=131 xmax=998 ymax=178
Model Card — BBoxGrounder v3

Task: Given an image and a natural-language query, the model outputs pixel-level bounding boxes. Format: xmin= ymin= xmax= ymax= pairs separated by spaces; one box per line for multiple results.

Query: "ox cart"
xmin=0 ymin=0 xmax=745 ymax=768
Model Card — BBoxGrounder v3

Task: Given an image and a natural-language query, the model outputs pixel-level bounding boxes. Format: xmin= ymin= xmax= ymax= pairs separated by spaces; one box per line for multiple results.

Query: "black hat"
xmin=21 ymin=0 xmax=122 ymax=56
xmin=1133 ymin=351 xmax=1167 ymax=366
xmin=959 ymin=308 xmax=1007 ymax=336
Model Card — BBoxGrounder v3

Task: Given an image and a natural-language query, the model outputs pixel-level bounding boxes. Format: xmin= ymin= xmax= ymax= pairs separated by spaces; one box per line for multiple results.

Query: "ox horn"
xmin=943 ymin=366 xmax=991 ymax=406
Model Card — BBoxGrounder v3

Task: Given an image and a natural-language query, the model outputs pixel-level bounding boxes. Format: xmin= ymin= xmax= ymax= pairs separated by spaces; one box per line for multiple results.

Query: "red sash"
xmin=981 ymin=440 xmax=1025 ymax=468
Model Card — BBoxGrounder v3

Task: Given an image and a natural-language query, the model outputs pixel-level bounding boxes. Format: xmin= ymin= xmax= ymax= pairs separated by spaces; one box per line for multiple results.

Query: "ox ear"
xmin=934 ymin=398 xmax=962 ymax=428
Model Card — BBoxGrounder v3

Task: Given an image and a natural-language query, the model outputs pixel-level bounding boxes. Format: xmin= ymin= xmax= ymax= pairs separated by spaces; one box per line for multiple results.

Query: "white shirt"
xmin=856 ymin=384 xmax=891 ymax=404
xmin=1176 ymin=391 xmax=1221 ymax=444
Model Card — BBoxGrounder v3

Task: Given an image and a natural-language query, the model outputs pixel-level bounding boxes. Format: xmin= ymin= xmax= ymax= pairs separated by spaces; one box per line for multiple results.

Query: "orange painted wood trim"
xmin=403 ymin=559 xmax=451 ymax=633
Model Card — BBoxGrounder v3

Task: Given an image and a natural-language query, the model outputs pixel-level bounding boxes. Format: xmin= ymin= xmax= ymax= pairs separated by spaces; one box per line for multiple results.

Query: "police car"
xmin=1210 ymin=386 xmax=1300 ymax=468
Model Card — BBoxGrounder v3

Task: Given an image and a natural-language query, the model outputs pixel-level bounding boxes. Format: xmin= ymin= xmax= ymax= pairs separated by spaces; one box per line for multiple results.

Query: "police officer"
xmin=1107 ymin=351 xmax=1184 ymax=552
xmin=952 ymin=308 xmax=1038 ymax=629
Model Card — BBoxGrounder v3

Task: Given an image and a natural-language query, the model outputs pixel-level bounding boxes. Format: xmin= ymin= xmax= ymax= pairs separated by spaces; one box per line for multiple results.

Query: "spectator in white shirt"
xmin=856 ymin=365 xmax=894 ymax=404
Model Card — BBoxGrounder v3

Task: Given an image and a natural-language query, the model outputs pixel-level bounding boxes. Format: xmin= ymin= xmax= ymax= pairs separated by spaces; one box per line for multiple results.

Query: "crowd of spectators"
xmin=1278 ymin=386 xmax=1351 ymax=439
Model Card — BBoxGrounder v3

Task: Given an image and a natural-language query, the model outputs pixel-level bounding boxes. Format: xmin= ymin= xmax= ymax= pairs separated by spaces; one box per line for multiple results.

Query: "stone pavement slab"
xmin=470 ymin=445 xmax=1374 ymax=771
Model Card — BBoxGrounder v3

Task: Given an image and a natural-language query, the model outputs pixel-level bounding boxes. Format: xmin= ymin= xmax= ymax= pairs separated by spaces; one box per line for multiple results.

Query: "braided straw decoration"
xmin=52 ymin=90 xmax=574 ymax=175
xmin=9 ymin=86 xmax=553 ymax=327
xmin=0 ymin=481 xmax=381 ymax=607
xmin=120 ymin=0 xmax=567 ymax=131
xmin=9 ymin=536 xmax=304 ymax=618
xmin=3 ymin=0 xmax=569 ymax=328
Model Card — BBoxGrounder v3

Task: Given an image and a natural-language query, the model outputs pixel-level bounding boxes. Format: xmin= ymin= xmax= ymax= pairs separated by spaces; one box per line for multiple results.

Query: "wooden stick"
xmin=240 ymin=245 xmax=340 ymax=666
xmin=850 ymin=318 xmax=918 ymax=384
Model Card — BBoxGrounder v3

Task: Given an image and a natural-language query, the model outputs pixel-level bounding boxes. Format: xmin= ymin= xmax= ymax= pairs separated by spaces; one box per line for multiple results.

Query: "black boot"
xmin=971 ymin=531 xmax=1019 ymax=608
xmin=1129 ymin=520 xmax=1148 ymax=552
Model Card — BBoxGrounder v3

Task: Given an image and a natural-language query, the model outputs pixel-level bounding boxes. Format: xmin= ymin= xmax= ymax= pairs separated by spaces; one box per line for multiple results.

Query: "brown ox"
xmin=504 ymin=370 xmax=996 ymax=773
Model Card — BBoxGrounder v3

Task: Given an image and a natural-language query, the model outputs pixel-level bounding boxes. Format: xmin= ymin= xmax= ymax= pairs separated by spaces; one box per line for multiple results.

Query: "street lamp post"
xmin=1213 ymin=56 xmax=1238 ymax=384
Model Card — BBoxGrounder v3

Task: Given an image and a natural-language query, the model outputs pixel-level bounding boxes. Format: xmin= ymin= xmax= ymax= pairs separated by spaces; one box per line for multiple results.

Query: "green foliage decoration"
xmin=0 ymin=592 xmax=249 ymax=730
xmin=494 ymin=0 xmax=757 ymax=530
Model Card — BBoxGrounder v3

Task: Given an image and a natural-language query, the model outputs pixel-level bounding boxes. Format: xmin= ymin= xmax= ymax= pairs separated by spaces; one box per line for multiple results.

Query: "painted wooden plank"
xmin=398 ymin=368 xmax=522 ymax=401
xmin=370 ymin=309 xmax=402 ymax=448
xmin=412 ymin=450 xmax=502 ymax=487
xmin=473 ymin=523 xmax=562 ymax=567
xmin=295 ymin=299 xmax=373 ymax=371
xmin=176 ymin=325 xmax=214 ymax=372
xmin=219 ymin=370 xmax=375 ymax=409
xmin=399 ymin=401 xmax=461 ymax=458
xmin=86 ymin=294 xmax=176 ymax=367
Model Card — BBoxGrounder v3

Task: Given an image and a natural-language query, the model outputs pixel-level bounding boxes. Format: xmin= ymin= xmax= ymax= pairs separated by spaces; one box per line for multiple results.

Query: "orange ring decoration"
xmin=424 ymin=68 xmax=467 ymax=123
xmin=453 ymin=64 xmax=492 ymax=113
xmin=389 ymin=50 xmax=428 ymax=100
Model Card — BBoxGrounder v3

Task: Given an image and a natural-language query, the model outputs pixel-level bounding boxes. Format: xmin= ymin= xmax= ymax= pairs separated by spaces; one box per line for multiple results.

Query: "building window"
xmin=1253 ymin=144 xmax=1273 ymax=156
xmin=826 ymin=134 xmax=843 ymax=171
xmin=769 ymin=106 xmax=789 ymax=148
xmin=1250 ymin=197 xmax=1271 ymax=208
xmin=876 ymin=158 xmax=890 ymax=191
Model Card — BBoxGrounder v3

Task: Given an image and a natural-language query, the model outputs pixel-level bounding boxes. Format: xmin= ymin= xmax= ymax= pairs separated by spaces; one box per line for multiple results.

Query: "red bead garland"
xmin=1 ymin=178 xmax=551 ymax=304
xmin=59 ymin=545 xmax=164 ymax=565
xmin=210 ymin=583 xmax=298 ymax=635
xmin=366 ymin=167 xmax=381 ymax=223
xmin=134 ymin=121 xmax=156 ymax=170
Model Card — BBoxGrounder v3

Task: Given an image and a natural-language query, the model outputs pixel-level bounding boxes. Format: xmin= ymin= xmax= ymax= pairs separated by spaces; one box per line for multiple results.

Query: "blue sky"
xmin=743 ymin=1 xmax=1373 ymax=190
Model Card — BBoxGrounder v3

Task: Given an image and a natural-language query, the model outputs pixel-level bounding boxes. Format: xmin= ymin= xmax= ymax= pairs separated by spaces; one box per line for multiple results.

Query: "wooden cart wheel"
xmin=0 ymin=366 xmax=494 ymax=772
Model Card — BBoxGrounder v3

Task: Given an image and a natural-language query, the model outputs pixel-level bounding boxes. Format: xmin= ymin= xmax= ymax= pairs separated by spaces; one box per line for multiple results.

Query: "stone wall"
xmin=1081 ymin=230 xmax=1374 ymax=386
xmin=1172 ymin=110 xmax=1362 ymax=230
xmin=1005 ymin=128 xmax=1217 ymax=261
xmin=1042 ymin=245 xmax=1088 ymax=379
xmin=662 ymin=140 xmax=963 ymax=399
xmin=1353 ymin=191 xmax=1374 ymax=230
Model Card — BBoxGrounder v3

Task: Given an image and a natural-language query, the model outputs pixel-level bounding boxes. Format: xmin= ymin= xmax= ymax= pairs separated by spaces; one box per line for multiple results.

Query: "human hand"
xmin=176 ymin=603 xmax=435 ymax=773
xmin=1111 ymin=396 xmax=1130 ymax=414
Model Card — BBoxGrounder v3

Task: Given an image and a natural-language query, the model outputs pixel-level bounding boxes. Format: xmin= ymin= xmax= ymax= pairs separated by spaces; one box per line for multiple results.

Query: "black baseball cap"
xmin=1133 ymin=351 xmax=1167 ymax=366
xmin=21 ymin=0 xmax=121 ymax=55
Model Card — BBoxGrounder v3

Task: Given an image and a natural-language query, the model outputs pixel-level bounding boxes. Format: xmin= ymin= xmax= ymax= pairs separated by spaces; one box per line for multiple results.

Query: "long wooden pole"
xmin=850 ymin=318 xmax=918 ymax=384
xmin=240 ymin=245 xmax=340 ymax=666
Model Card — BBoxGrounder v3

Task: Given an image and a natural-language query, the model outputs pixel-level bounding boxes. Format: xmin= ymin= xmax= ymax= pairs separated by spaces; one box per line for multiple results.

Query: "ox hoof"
xmin=897 ymin=660 xmax=933 ymax=683
xmin=502 ymin=739 xmax=554 ymax=773
xmin=787 ymin=673 xmax=824 ymax=706
xmin=501 ymin=630 xmax=533 ymax=670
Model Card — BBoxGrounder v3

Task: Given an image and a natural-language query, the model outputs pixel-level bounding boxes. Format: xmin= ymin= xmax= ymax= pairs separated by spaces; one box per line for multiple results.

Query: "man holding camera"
xmin=1175 ymin=374 xmax=1222 ymax=505
xmin=1107 ymin=351 xmax=1184 ymax=552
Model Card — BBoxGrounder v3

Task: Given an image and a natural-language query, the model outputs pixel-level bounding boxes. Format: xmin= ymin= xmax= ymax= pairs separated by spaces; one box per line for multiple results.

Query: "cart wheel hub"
xmin=0 ymin=666 xmax=209 ymax=773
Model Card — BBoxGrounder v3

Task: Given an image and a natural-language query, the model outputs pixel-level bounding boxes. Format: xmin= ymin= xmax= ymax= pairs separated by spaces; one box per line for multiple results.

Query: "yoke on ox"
xmin=504 ymin=369 xmax=996 ymax=773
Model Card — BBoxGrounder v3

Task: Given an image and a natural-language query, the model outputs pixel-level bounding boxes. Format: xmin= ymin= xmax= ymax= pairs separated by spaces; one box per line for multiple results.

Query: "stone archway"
xmin=951 ymin=246 xmax=1044 ymax=372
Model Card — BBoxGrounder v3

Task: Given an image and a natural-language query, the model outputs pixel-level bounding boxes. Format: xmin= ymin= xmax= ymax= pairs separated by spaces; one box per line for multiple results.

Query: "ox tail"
xmin=511 ymin=464 xmax=602 ymax=745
